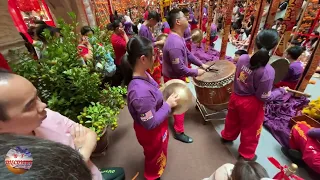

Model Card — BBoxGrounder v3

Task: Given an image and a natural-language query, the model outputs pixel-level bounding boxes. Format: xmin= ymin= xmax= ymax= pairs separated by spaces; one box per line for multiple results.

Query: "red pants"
xmin=186 ymin=41 xmax=192 ymax=68
xmin=274 ymin=81 xmax=298 ymax=90
xmin=163 ymin=76 xmax=186 ymax=133
xmin=221 ymin=93 xmax=264 ymax=159
xmin=134 ymin=119 xmax=169 ymax=179
xmin=290 ymin=122 xmax=320 ymax=173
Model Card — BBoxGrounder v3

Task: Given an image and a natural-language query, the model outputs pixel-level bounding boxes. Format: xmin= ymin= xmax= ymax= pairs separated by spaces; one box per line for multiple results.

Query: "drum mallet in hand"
xmin=285 ymin=88 xmax=311 ymax=98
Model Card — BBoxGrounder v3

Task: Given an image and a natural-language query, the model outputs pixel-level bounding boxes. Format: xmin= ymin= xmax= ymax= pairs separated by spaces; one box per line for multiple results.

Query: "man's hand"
xmin=71 ymin=123 xmax=97 ymax=162
xmin=201 ymin=64 xmax=210 ymax=70
xmin=198 ymin=69 xmax=206 ymax=76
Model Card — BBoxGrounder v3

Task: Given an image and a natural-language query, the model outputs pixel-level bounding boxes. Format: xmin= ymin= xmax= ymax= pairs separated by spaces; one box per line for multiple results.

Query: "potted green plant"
xmin=10 ymin=13 xmax=126 ymax=153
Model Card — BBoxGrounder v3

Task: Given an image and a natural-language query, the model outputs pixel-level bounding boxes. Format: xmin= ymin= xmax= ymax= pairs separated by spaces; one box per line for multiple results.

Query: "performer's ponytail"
xmin=121 ymin=36 xmax=153 ymax=86
xmin=249 ymin=29 xmax=280 ymax=70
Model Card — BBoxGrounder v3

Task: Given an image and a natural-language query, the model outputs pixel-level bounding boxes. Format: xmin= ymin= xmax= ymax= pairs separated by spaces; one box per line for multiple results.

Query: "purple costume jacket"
xmin=139 ymin=24 xmax=155 ymax=44
xmin=234 ymin=54 xmax=285 ymax=102
xmin=184 ymin=24 xmax=192 ymax=42
xmin=127 ymin=73 xmax=171 ymax=130
xmin=282 ymin=61 xmax=304 ymax=82
xmin=162 ymin=33 xmax=203 ymax=78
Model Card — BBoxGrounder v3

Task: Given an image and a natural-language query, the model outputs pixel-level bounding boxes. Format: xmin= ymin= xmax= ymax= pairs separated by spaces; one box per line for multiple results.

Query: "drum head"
xmin=268 ymin=56 xmax=290 ymax=84
xmin=194 ymin=60 xmax=236 ymax=83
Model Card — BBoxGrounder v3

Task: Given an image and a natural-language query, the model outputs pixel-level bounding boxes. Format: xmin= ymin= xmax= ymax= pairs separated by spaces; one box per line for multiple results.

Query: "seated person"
xmin=0 ymin=69 xmax=119 ymax=180
xmin=275 ymin=46 xmax=304 ymax=89
xmin=229 ymin=29 xmax=240 ymax=44
xmin=233 ymin=50 xmax=248 ymax=64
xmin=281 ymin=122 xmax=320 ymax=174
xmin=203 ymin=160 xmax=271 ymax=180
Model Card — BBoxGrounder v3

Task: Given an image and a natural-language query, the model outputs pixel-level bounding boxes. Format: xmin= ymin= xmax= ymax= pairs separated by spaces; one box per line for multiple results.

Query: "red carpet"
xmin=92 ymin=104 xmax=235 ymax=180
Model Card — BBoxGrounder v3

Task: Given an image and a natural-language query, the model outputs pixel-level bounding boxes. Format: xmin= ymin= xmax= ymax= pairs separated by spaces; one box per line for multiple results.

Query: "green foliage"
xmin=10 ymin=12 xmax=126 ymax=137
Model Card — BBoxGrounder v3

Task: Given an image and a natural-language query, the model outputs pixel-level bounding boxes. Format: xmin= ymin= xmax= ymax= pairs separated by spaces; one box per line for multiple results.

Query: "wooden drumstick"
xmin=286 ymin=88 xmax=311 ymax=98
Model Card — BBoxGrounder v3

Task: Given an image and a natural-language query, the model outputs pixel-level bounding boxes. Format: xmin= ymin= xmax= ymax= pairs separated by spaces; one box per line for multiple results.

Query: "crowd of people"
xmin=1 ymin=0 xmax=320 ymax=179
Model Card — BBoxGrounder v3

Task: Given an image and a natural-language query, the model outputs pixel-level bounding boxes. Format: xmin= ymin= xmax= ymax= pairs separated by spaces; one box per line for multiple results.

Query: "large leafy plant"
xmin=10 ymin=13 xmax=126 ymax=137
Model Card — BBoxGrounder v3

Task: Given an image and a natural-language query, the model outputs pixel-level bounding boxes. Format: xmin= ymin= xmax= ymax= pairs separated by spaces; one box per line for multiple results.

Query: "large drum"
xmin=193 ymin=60 xmax=236 ymax=111
xmin=268 ymin=55 xmax=290 ymax=84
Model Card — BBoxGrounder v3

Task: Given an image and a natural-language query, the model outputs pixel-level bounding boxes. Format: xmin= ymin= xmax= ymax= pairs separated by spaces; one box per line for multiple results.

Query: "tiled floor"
xmin=188 ymin=37 xmax=319 ymax=179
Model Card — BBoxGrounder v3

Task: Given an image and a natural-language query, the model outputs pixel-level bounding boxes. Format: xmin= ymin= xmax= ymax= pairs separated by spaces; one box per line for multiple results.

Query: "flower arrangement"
xmin=10 ymin=13 xmax=126 ymax=139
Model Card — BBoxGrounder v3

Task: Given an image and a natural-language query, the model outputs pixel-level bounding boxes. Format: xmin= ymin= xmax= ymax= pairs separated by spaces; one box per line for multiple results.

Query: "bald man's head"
xmin=0 ymin=69 xmax=14 ymax=121
xmin=0 ymin=70 xmax=47 ymax=135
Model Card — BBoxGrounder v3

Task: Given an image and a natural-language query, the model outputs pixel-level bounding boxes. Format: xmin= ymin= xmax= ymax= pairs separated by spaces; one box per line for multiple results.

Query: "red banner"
xmin=16 ymin=0 xmax=41 ymax=12
xmin=264 ymin=0 xmax=280 ymax=29
xmin=219 ymin=0 xmax=235 ymax=59
xmin=248 ymin=0 xmax=266 ymax=54
xmin=275 ymin=0 xmax=304 ymax=56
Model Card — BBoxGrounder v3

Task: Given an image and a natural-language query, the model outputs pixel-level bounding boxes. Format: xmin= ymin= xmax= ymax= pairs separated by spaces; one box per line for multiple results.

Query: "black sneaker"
xmin=220 ymin=137 xmax=233 ymax=144
xmin=281 ymin=147 xmax=305 ymax=166
xmin=238 ymin=155 xmax=257 ymax=161
xmin=175 ymin=133 xmax=193 ymax=143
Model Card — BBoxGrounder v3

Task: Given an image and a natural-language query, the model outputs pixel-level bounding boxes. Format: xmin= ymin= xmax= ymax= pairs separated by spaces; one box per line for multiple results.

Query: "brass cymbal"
xmin=191 ymin=28 xmax=203 ymax=43
xmin=161 ymin=79 xmax=194 ymax=115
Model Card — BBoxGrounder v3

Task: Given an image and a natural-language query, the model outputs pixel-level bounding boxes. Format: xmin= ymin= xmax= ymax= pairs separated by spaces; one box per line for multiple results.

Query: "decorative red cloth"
xmin=16 ymin=0 xmax=41 ymax=12
xmin=134 ymin=119 xmax=168 ymax=180
xmin=268 ymin=157 xmax=304 ymax=180
xmin=0 ymin=53 xmax=11 ymax=71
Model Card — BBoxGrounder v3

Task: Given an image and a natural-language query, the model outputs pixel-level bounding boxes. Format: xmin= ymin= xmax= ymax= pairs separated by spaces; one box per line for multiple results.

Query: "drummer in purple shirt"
xmin=121 ymin=36 xmax=179 ymax=180
xmin=162 ymin=9 xmax=208 ymax=143
xmin=221 ymin=30 xmax=286 ymax=161
xmin=275 ymin=45 xmax=304 ymax=89
xmin=139 ymin=11 xmax=165 ymax=46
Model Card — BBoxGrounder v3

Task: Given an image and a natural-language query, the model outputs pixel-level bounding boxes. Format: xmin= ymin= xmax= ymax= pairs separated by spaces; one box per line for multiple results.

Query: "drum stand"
xmin=196 ymin=99 xmax=227 ymax=124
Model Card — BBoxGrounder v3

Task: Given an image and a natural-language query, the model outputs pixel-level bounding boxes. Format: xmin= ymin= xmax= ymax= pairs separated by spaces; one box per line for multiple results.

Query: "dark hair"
xmin=286 ymin=45 xmax=303 ymax=60
xmin=80 ymin=26 xmax=94 ymax=36
xmin=49 ymin=27 xmax=62 ymax=37
xmin=0 ymin=134 xmax=92 ymax=179
xmin=0 ymin=69 xmax=13 ymax=121
xmin=121 ymin=36 xmax=153 ymax=85
xmin=107 ymin=23 xmax=113 ymax=31
xmin=27 ymin=26 xmax=36 ymax=38
xmin=231 ymin=160 xmax=269 ymax=180
xmin=181 ymin=8 xmax=189 ymax=14
xmin=235 ymin=50 xmax=248 ymax=56
xmin=277 ymin=18 xmax=284 ymax=22
xmin=147 ymin=11 xmax=161 ymax=22
xmin=34 ymin=20 xmax=47 ymax=26
xmin=250 ymin=29 xmax=279 ymax=70
xmin=35 ymin=25 xmax=50 ymax=44
xmin=167 ymin=8 xmax=182 ymax=29
xmin=112 ymin=20 xmax=121 ymax=30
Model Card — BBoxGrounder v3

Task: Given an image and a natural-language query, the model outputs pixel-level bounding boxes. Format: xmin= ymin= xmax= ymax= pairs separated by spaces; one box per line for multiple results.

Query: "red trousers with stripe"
xmin=134 ymin=119 xmax=169 ymax=179
xmin=290 ymin=122 xmax=320 ymax=173
xmin=221 ymin=93 xmax=264 ymax=159
xmin=163 ymin=76 xmax=186 ymax=133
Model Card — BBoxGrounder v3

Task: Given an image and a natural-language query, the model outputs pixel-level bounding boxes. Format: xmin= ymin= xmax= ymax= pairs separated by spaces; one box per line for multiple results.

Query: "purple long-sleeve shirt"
xmin=307 ymin=128 xmax=320 ymax=140
xmin=162 ymin=33 xmax=203 ymax=78
xmin=184 ymin=24 xmax=191 ymax=42
xmin=282 ymin=61 xmax=304 ymax=82
xmin=127 ymin=74 xmax=171 ymax=130
xmin=234 ymin=54 xmax=285 ymax=102
xmin=139 ymin=24 xmax=155 ymax=43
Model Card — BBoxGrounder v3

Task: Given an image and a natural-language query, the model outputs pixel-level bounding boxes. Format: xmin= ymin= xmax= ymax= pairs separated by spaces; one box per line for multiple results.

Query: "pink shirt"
xmin=34 ymin=109 xmax=102 ymax=180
